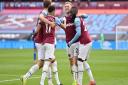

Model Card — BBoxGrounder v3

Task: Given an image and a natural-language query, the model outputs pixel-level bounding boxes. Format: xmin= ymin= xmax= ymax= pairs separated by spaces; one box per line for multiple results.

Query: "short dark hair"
xmin=43 ymin=0 xmax=51 ymax=8
xmin=48 ymin=5 xmax=55 ymax=13
xmin=70 ymin=7 xmax=78 ymax=22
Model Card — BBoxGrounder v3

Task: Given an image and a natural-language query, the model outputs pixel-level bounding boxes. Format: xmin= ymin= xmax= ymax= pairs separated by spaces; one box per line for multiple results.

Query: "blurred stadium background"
xmin=0 ymin=0 xmax=128 ymax=85
xmin=0 ymin=0 xmax=128 ymax=50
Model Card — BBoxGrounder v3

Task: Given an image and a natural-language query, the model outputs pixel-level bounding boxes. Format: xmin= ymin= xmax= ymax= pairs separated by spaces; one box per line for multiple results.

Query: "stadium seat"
xmin=85 ymin=14 xmax=127 ymax=33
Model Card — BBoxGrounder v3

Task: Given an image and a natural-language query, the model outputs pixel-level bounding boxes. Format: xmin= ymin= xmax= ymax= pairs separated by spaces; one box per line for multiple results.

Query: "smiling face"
xmin=63 ymin=2 xmax=72 ymax=15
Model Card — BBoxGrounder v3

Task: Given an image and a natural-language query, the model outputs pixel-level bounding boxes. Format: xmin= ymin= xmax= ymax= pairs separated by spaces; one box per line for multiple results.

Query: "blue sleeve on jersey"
xmin=59 ymin=17 xmax=64 ymax=23
xmin=74 ymin=17 xmax=81 ymax=28
xmin=68 ymin=18 xmax=81 ymax=46
xmin=55 ymin=17 xmax=62 ymax=26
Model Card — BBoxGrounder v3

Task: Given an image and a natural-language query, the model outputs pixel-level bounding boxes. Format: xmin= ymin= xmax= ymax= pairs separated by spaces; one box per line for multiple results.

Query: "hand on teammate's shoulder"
xmin=67 ymin=42 xmax=72 ymax=47
xmin=80 ymin=14 xmax=88 ymax=19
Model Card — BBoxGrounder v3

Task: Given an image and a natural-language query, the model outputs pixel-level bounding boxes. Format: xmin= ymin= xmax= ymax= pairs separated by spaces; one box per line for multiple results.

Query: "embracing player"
xmin=68 ymin=7 xmax=96 ymax=85
xmin=60 ymin=2 xmax=79 ymax=85
xmin=39 ymin=5 xmax=63 ymax=85
xmin=59 ymin=2 xmax=95 ymax=85
xmin=21 ymin=0 xmax=54 ymax=85
xmin=58 ymin=2 xmax=96 ymax=85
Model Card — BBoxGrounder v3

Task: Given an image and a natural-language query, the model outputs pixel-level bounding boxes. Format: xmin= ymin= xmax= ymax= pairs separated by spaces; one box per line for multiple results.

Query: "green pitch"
xmin=0 ymin=49 xmax=128 ymax=85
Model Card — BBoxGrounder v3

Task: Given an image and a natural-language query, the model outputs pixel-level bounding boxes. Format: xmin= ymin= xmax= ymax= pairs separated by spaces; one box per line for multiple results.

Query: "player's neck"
xmin=66 ymin=12 xmax=70 ymax=16
xmin=48 ymin=12 xmax=54 ymax=16
xmin=48 ymin=14 xmax=54 ymax=16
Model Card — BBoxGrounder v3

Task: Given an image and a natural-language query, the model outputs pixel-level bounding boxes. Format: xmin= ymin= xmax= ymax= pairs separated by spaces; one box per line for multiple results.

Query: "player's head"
xmin=48 ymin=5 xmax=55 ymax=16
xmin=63 ymin=1 xmax=73 ymax=15
xmin=69 ymin=6 xmax=78 ymax=22
xmin=44 ymin=0 xmax=52 ymax=3
xmin=43 ymin=0 xmax=52 ymax=8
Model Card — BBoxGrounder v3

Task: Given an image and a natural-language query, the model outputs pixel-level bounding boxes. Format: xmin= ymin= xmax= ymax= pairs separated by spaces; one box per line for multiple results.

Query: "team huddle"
xmin=21 ymin=0 xmax=96 ymax=85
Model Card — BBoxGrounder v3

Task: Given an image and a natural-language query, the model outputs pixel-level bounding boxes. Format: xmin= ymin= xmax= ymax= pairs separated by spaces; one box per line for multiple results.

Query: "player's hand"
xmin=55 ymin=17 xmax=61 ymax=26
xmin=31 ymin=33 xmax=37 ymax=40
xmin=80 ymin=14 xmax=88 ymax=19
xmin=50 ymin=22 xmax=56 ymax=28
xmin=67 ymin=42 xmax=72 ymax=47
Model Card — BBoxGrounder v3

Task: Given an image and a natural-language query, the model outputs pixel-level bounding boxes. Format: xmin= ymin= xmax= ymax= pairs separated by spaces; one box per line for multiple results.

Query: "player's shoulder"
xmin=46 ymin=15 xmax=55 ymax=21
xmin=74 ymin=17 xmax=81 ymax=23
xmin=47 ymin=15 xmax=55 ymax=18
xmin=40 ymin=9 xmax=48 ymax=16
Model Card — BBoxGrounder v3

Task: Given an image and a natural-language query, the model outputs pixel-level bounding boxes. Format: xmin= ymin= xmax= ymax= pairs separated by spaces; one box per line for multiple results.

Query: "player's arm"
xmin=55 ymin=17 xmax=66 ymax=29
xmin=60 ymin=23 xmax=66 ymax=29
xmin=39 ymin=13 xmax=55 ymax=28
xmin=35 ymin=24 xmax=41 ymax=34
xmin=80 ymin=14 xmax=88 ymax=19
xmin=32 ymin=24 xmax=41 ymax=39
xmin=68 ymin=18 xmax=81 ymax=46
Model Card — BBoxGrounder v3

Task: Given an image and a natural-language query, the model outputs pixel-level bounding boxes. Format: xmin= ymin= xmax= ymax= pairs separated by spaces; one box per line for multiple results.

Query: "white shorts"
xmin=35 ymin=43 xmax=45 ymax=60
xmin=78 ymin=42 xmax=92 ymax=61
xmin=43 ymin=43 xmax=55 ymax=60
xmin=67 ymin=42 xmax=79 ymax=58
xmin=36 ymin=43 xmax=55 ymax=60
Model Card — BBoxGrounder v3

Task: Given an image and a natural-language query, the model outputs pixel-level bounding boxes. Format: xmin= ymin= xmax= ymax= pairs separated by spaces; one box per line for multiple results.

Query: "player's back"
xmin=64 ymin=15 xmax=79 ymax=43
xmin=79 ymin=18 xmax=91 ymax=44
xmin=41 ymin=15 xmax=55 ymax=44
xmin=34 ymin=9 xmax=48 ymax=43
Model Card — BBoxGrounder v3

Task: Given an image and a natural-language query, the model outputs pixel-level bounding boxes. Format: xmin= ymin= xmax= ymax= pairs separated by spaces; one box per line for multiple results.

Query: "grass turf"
xmin=0 ymin=49 xmax=128 ymax=85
